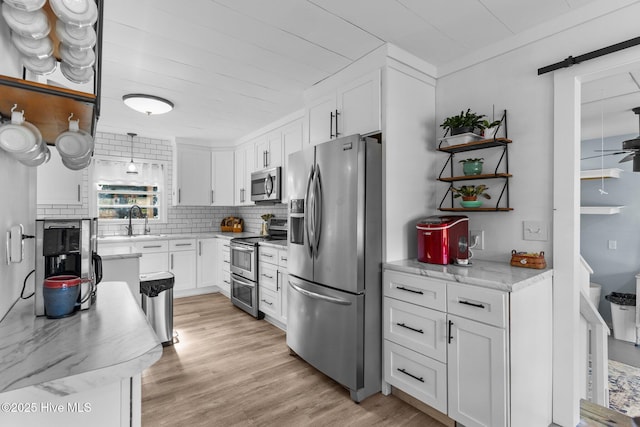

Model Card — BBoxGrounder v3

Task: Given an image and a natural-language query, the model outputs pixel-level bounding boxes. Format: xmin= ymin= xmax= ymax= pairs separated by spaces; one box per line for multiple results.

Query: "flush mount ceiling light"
xmin=122 ymin=94 xmax=174 ymax=115
xmin=126 ymin=132 xmax=138 ymax=174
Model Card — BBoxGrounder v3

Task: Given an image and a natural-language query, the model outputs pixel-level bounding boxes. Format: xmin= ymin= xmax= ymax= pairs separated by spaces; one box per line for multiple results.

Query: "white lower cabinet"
xmin=258 ymin=244 xmax=288 ymax=328
xmin=169 ymin=239 xmax=196 ymax=292
xmin=132 ymin=241 xmax=169 ymax=274
xmin=196 ymin=238 xmax=217 ymax=288
xmin=382 ymin=268 xmax=552 ymax=427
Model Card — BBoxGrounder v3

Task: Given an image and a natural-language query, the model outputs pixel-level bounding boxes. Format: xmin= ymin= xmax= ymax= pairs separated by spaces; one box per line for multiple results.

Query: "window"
xmin=91 ymin=157 xmax=167 ymax=222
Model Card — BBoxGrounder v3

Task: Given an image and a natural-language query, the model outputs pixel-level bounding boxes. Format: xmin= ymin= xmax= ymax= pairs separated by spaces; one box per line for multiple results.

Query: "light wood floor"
xmin=141 ymin=293 xmax=445 ymax=427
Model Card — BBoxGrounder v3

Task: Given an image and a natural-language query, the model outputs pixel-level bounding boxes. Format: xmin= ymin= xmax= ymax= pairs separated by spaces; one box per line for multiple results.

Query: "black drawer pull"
xmin=262 ymin=274 xmax=274 ymax=279
xmin=397 ymin=368 xmax=424 ymax=383
xmin=261 ymin=299 xmax=273 ymax=306
xmin=396 ymin=286 xmax=423 ymax=295
xmin=458 ymin=300 xmax=486 ymax=309
xmin=397 ymin=322 xmax=423 ymax=334
xmin=448 ymin=320 xmax=453 ymax=344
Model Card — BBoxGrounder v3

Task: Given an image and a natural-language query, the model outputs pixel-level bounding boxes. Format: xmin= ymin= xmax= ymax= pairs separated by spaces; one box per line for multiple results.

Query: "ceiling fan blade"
xmin=618 ymin=153 xmax=635 ymax=163
xmin=581 ymin=152 xmax=631 ymax=160
xmin=595 ymin=149 xmax=633 ymax=152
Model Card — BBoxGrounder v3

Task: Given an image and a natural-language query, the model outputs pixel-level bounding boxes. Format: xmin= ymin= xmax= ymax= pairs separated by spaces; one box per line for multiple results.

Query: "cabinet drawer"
xmin=259 ymin=262 xmax=278 ymax=292
xmin=259 ymin=286 xmax=278 ymax=316
xmin=259 ymin=246 xmax=278 ymax=264
xmin=383 ymin=270 xmax=446 ymax=311
xmin=384 ymin=340 xmax=447 ymax=413
xmin=170 ymin=239 xmax=196 ymax=251
xmin=278 ymin=250 xmax=288 ymax=269
xmin=447 ymin=283 xmax=507 ymax=328
xmin=384 ymin=297 xmax=447 ymax=362
xmin=133 ymin=240 xmax=169 ymax=254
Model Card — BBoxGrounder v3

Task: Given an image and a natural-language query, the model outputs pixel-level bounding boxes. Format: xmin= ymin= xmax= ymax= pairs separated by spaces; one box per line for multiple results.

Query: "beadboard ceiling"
xmin=91 ymin=0 xmax=639 ymax=144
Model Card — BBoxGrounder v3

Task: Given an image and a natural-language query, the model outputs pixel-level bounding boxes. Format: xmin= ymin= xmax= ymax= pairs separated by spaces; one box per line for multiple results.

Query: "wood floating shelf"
xmin=439 ymin=207 xmax=514 ymax=212
xmin=438 ymin=173 xmax=512 ymax=182
xmin=0 ymin=75 xmax=96 ymax=146
xmin=580 ymin=168 xmax=623 ymax=180
xmin=438 ymin=138 xmax=512 ymax=153
xmin=580 ymin=206 xmax=624 ymax=215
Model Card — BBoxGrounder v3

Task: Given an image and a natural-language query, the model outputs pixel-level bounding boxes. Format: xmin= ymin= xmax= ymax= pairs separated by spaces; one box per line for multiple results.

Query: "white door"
xmin=448 ymin=314 xmax=508 ymax=427
xmin=37 ymin=147 xmax=83 ymax=205
xmin=211 ymin=150 xmax=234 ymax=205
xmin=170 ymin=250 xmax=196 ymax=291
xmin=337 ymin=69 xmax=381 ymax=138
xmin=306 ymin=92 xmax=336 ymax=146
xmin=176 ymin=146 xmax=211 ymax=206
xmin=197 ymin=238 xmax=217 ymax=288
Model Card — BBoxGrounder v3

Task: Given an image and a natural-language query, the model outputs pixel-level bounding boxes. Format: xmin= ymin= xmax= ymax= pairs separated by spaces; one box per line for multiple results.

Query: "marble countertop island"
xmin=0 ymin=282 xmax=162 ymax=398
xmin=384 ymin=259 xmax=553 ymax=292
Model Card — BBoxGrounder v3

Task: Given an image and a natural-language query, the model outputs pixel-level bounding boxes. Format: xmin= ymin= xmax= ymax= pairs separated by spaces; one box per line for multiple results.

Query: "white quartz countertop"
xmin=384 ymin=259 xmax=553 ymax=292
xmin=97 ymin=231 xmax=257 ymax=244
xmin=0 ymin=282 xmax=162 ymax=397
xmin=259 ymin=240 xmax=288 ymax=249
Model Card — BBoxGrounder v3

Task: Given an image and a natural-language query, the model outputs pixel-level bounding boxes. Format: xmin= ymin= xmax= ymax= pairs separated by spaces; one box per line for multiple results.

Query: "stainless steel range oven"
xmin=230 ymin=218 xmax=287 ymax=318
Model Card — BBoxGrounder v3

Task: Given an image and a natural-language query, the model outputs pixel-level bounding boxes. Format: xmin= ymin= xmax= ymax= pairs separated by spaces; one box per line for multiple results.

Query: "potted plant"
xmin=480 ymin=119 xmax=502 ymax=139
xmin=450 ymin=184 xmax=491 ymax=208
xmin=459 ymin=157 xmax=484 ymax=176
xmin=440 ymin=109 xmax=486 ymax=136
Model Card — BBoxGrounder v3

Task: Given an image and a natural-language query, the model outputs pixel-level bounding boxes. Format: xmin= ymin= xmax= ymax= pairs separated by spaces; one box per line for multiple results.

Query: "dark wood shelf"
xmin=0 ymin=75 xmax=96 ymax=145
xmin=438 ymin=137 xmax=512 ymax=153
xmin=438 ymin=173 xmax=512 ymax=182
xmin=439 ymin=207 xmax=514 ymax=212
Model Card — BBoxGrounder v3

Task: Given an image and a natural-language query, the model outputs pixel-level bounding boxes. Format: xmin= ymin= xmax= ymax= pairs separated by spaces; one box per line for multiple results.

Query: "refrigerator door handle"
xmin=289 ymin=281 xmax=352 ymax=306
xmin=305 ymin=164 xmax=315 ymax=257
xmin=313 ymin=166 xmax=323 ymax=256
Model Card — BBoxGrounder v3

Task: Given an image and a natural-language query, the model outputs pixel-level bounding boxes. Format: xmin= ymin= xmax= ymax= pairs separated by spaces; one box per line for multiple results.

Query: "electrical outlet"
xmin=608 ymin=240 xmax=617 ymax=250
xmin=470 ymin=230 xmax=484 ymax=250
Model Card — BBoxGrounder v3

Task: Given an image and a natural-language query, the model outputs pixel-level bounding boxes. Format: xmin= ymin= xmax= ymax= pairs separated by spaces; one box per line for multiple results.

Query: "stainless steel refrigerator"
xmin=286 ymin=134 xmax=382 ymax=402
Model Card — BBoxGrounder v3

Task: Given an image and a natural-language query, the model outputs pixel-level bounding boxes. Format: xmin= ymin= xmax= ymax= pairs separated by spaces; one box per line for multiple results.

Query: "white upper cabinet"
xmin=255 ymin=131 xmax=283 ymax=170
xmin=175 ymin=145 xmax=234 ymax=206
xmin=175 ymin=145 xmax=211 ymax=206
xmin=305 ymin=69 xmax=381 ymax=145
xmin=211 ymin=150 xmax=234 ymax=206
xmin=234 ymin=143 xmax=254 ymax=206
xmin=37 ymin=147 xmax=83 ymax=205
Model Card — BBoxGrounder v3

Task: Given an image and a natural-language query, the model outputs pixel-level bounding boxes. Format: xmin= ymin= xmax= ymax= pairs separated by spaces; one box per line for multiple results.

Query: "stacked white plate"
xmin=55 ymin=118 xmax=94 ymax=170
xmin=0 ymin=110 xmax=51 ymax=167
xmin=50 ymin=0 xmax=98 ymax=84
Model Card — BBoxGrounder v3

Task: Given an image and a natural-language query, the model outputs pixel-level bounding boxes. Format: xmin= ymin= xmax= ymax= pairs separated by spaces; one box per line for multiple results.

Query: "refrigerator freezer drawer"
xmin=287 ymin=275 xmax=364 ymax=391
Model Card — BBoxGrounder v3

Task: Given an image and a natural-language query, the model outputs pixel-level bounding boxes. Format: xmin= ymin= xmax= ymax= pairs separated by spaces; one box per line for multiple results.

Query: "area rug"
xmin=609 ymin=359 xmax=640 ymax=417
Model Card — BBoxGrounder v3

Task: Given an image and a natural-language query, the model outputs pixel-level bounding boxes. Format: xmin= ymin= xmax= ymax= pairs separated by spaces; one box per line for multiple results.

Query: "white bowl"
xmin=49 ymin=0 xmax=97 ymax=27
xmin=19 ymin=144 xmax=50 ymax=167
xmin=11 ymin=32 xmax=53 ymax=58
xmin=1 ymin=2 xmax=50 ymax=39
xmin=56 ymin=128 xmax=93 ymax=159
xmin=55 ymin=20 xmax=96 ymax=49
xmin=60 ymin=61 xmax=94 ymax=84
xmin=0 ymin=120 xmax=41 ymax=155
xmin=60 ymin=42 xmax=95 ymax=68
xmin=3 ymin=0 xmax=46 ymax=13
xmin=21 ymin=54 xmax=57 ymax=75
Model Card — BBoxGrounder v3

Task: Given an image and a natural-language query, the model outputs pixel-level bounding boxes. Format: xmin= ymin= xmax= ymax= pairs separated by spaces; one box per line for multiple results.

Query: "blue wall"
xmin=581 ymin=133 xmax=639 ymax=324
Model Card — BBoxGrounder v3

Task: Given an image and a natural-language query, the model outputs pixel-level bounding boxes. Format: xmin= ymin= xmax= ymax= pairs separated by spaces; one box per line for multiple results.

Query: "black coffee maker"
xmin=34 ymin=218 xmax=102 ymax=317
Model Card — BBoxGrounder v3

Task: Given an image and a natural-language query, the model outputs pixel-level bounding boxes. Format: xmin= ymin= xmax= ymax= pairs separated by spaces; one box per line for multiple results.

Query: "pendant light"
xmin=126 ymin=132 xmax=138 ymax=174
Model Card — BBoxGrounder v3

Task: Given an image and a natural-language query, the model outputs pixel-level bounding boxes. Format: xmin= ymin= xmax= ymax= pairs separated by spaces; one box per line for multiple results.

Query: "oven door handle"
xmin=289 ymin=281 xmax=351 ymax=306
xmin=231 ymin=246 xmax=254 ymax=253
xmin=232 ymin=275 xmax=256 ymax=288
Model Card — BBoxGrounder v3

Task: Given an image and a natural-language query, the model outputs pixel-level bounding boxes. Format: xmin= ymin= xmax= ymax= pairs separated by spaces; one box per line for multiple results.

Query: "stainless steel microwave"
xmin=250 ymin=166 xmax=281 ymax=203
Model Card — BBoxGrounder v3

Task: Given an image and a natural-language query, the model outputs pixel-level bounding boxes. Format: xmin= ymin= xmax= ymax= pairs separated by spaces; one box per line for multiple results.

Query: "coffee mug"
xmin=0 ymin=106 xmax=41 ymax=159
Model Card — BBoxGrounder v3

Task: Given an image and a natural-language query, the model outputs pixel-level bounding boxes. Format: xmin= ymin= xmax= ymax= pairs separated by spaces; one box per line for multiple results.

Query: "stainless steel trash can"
xmin=140 ymin=272 xmax=175 ymax=346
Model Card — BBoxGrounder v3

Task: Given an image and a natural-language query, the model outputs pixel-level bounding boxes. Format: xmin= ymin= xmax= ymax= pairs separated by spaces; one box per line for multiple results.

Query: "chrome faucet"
xmin=126 ymin=205 xmax=150 ymax=236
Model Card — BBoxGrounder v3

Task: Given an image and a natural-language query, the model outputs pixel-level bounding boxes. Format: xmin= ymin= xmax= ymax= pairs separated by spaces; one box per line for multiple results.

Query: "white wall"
xmin=0 ymin=20 xmax=20 ymax=77
xmin=0 ymin=153 xmax=36 ymax=320
xmin=435 ymin=2 xmax=640 ymax=263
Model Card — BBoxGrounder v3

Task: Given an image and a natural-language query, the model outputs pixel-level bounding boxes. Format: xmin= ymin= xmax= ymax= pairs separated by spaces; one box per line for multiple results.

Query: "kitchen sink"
xmin=99 ymin=234 xmax=169 ymax=241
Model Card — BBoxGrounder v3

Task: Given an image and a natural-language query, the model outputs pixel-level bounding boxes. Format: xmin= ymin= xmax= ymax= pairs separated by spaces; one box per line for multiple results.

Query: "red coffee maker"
xmin=416 ymin=216 xmax=469 ymax=265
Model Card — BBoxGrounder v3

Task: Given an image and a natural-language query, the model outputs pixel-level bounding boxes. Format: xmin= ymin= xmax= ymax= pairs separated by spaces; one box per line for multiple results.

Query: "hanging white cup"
xmin=0 ymin=106 xmax=41 ymax=158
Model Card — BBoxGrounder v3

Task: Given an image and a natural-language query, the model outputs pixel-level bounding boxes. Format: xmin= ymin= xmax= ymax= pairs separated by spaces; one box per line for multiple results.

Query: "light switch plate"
xmin=523 ymin=220 xmax=548 ymax=241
